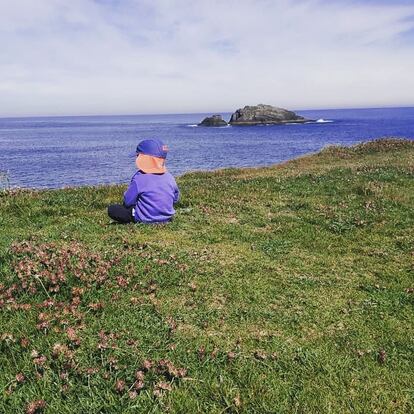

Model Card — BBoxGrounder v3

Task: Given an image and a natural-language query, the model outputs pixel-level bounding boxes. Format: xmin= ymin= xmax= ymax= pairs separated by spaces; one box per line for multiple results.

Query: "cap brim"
xmin=136 ymin=154 xmax=166 ymax=174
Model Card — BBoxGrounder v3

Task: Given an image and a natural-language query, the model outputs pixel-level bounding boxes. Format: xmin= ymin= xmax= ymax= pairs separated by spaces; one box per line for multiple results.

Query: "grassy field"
xmin=1 ymin=138 xmax=413 ymax=413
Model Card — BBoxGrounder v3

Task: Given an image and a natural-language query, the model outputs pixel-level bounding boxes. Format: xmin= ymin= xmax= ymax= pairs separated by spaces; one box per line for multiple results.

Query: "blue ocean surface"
xmin=0 ymin=107 xmax=413 ymax=189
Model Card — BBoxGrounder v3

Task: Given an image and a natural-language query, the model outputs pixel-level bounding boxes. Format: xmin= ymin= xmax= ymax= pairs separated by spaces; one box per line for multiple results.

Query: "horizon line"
xmin=1 ymin=104 xmax=414 ymax=120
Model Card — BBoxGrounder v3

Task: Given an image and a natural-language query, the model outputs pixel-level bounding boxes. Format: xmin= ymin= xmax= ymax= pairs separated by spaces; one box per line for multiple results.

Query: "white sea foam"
xmin=316 ymin=118 xmax=333 ymax=123
xmin=187 ymin=123 xmax=231 ymax=128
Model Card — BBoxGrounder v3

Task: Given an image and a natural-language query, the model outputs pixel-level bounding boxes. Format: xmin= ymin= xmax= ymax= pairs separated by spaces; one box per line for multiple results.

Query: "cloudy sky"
xmin=1 ymin=0 xmax=414 ymax=116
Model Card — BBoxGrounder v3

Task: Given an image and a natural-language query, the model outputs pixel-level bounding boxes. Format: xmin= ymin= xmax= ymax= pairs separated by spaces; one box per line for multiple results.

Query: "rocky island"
xmin=229 ymin=104 xmax=309 ymax=125
xmin=199 ymin=104 xmax=311 ymax=126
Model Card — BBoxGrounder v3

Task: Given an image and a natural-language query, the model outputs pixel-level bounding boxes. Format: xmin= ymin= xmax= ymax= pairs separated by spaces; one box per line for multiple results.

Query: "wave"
xmin=316 ymin=118 xmax=333 ymax=123
xmin=188 ymin=124 xmax=231 ymax=128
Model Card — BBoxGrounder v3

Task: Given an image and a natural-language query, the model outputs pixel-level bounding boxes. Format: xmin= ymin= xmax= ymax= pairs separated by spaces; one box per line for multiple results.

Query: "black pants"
xmin=108 ymin=204 xmax=135 ymax=224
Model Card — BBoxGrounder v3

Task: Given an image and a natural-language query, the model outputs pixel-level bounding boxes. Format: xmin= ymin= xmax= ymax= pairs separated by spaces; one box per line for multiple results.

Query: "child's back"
xmin=124 ymin=170 xmax=179 ymax=223
xmin=108 ymin=139 xmax=179 ymax=224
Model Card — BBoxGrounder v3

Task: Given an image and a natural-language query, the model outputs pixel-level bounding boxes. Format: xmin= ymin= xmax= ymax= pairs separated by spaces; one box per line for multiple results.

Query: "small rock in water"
xmin=198 ymin=114 xmax=228 ymax=127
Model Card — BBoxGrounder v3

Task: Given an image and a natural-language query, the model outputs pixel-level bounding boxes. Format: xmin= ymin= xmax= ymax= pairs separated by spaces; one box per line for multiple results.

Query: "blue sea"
xmin=0 ymin=107 xmax=413 ymax=189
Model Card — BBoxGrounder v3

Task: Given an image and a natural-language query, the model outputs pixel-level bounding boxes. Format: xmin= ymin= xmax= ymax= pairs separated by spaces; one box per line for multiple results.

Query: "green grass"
xmin=1 ymin=138 xmax=413 ymax=413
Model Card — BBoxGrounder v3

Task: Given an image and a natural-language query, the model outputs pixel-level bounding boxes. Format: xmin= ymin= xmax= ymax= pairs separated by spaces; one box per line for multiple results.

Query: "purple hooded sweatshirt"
xmin=123 ymin=171 xmax=180 ymax=223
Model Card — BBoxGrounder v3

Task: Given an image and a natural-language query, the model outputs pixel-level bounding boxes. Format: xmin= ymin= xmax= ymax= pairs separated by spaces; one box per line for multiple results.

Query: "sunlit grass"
xmin=1 ymin=138 xmax=413 ymax=413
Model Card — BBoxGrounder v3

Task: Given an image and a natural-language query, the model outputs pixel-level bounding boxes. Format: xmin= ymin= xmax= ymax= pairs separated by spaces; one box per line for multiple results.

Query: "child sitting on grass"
xmin=108 ymin=139 xmax=180 ymax=224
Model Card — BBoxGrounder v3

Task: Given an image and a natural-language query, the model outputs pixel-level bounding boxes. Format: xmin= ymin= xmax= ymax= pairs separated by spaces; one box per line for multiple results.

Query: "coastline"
xmin=1 ymin=136 xmax=413 ymax=192
xmin=2 ymin=106 xmax=414 ymax=189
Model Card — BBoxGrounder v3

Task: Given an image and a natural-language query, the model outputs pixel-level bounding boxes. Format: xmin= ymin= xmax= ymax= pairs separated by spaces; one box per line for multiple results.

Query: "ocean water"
xmin=0 ymin=107 xmax=413 ymax=189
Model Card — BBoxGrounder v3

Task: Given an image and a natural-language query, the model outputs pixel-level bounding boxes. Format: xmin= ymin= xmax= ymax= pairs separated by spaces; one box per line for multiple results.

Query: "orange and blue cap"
xmin=132 ymin=139 xmax=169 ymax=174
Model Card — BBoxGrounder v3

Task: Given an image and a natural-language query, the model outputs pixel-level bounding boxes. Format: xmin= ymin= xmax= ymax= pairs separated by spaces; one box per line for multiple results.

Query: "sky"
xmin=1 ymin=0 xmax=414 ymax=117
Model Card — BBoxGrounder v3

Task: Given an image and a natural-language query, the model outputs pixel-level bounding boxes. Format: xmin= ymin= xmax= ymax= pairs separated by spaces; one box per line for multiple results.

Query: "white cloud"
xmin=0 ymin=0 xmax=413 ymax=116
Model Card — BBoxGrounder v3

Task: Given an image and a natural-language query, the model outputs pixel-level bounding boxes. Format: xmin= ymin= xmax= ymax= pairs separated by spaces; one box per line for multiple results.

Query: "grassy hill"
xmin=1 ymin=138 xmax=413 ymax=413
